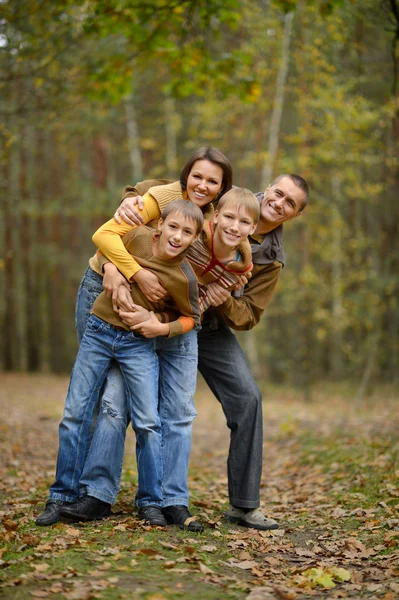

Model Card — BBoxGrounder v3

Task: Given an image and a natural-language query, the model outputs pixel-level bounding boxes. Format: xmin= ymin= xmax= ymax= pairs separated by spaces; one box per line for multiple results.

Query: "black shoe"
xmin=138 ymin=505 xmax=167 ymax=526
xmin=162 ymin=505 xmax=204 ymax=532
xmin=36 ymin=500 xmax=67 ymax=526
xmin=59 ymin=496 xmax=111 ymax=522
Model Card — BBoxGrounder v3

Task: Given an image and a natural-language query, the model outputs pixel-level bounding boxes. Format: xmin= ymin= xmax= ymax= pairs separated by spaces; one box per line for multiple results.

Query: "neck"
xmin=254 ymin=219 xmax=280 ymax=236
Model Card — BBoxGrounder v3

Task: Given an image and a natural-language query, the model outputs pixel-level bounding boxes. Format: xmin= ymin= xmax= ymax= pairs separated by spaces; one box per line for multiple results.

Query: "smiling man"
xmin=110 ymin=172 xmax=309 ymax=531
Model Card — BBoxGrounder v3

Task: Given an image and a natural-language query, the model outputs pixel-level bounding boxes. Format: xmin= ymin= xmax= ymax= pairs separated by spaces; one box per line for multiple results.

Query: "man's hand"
xmin=114 ymin=196 xmax=145 ymax=226
xmin=131 ymin=312 xmax=169 ymax=338
xmin=113 ymin=285 xmax=135 ymax=313
xmin=119 ymin=306 xmax=151 ymax=327
xmin=133 ymin=269 xmax=167 ymax=303
xmin=206 ymin=282 xmax=231 ymax=307
xmin=103 ymin=263 xmax=131 ymax=308
xmin=233 ymin=273 xmax=250 ymax=290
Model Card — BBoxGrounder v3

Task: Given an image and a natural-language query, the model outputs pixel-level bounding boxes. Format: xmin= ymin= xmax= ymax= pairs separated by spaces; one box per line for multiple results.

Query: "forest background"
xmin=1 ymin=0 xmax=398 ymax=397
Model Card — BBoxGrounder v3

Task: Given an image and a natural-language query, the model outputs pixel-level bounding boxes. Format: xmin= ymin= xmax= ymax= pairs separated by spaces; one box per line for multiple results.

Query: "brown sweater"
xmin=92 ymin=226 xmax=200 ymax=337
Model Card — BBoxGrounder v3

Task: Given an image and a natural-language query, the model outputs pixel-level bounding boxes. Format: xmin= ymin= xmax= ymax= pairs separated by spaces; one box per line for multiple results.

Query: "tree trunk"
xmin=124 ymin=92 xmax=143 ymax=182
xmin=164 ymin=94 xmax=178 ymax=176
xmin=260 ymin=11 xmax=295 ymax=188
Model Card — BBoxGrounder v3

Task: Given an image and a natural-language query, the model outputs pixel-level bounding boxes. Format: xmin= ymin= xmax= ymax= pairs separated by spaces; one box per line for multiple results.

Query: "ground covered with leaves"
xmin=0 ymin=373 xmax=398 ymax=600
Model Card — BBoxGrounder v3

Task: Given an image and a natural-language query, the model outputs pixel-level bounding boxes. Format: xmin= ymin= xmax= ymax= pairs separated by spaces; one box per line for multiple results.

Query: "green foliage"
xmin=0 ymin=0 xmax=398 ymax=384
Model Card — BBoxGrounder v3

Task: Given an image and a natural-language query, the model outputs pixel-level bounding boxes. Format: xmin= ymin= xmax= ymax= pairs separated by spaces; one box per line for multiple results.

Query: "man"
xmin=115 ymin=174 xmax=309 ymax=530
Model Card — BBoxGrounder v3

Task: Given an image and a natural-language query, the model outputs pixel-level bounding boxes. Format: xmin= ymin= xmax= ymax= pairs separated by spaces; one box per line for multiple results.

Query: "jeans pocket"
xmin=86 ymin=315 xmax=107 ymax=333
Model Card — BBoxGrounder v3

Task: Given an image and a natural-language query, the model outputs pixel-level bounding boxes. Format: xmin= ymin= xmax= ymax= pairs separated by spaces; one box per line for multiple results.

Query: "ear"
xmin=213 ymin=210 xmax=219 ymax=226
xmin=157 ymin=217 xmax=164 ymax=231
xmin=249 ymin=222 xmax=257 ymax=235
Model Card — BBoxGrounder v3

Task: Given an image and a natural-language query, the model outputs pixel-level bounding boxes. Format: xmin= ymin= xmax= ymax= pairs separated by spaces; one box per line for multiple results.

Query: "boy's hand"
xmin=119 ymin=306 xmax=151 ymax=327
xmin=114 ymin=196 xmax=145 ymax=225
xmin=103 ymin=263 xmax=131 ymax=306
xmin=206 ymin=282 xmax=231 ymax=307
xmin=113 ymin=285 xmax=135 ymax=313
xmin=133 ymin=269 xmax=167 ymax=303
xmin=130 ymin=312 xmax=169 ymax=338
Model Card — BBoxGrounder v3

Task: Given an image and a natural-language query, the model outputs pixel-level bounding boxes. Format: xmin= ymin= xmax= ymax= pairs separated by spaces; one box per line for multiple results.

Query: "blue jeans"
xmin=50 ymin=315 xmax=163 ymax=506
xmin=74 ymin=266 xmax=198 ymax=506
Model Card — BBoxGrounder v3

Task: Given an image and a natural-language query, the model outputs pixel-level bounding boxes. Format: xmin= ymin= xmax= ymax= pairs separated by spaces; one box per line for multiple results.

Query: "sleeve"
xmin=121 ymin=179 xmax=173 ymax=202
xmin=168 ymin=316 xmax=196 ymax=337
xmin=216 ymin=261 xmax=282 ymax=331
xmin=167 ymin=262 xmax=201 ymax=337
xmin=92 ymin=193 xmax=161 ymax=281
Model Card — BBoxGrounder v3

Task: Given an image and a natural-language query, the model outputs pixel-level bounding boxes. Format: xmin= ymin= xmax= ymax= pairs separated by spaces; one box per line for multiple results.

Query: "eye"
xmin=209 ymin=179 xmax=218 ymax=185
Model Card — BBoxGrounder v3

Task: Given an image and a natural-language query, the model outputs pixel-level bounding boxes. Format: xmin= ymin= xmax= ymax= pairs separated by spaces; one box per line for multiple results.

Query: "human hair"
xmin=161 ymin=199 xmax=204 ymax=235
xmin=217 ymin=188 xmax=260 ymax=223
xmin=179 ymin=147 xmax=233 ymax=205
xmin=270 ymin=174 xmax=310 ymax=212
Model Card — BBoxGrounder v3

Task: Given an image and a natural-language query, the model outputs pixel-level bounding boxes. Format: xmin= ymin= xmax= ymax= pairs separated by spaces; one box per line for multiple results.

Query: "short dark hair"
xmin=271 ymin=174 xmax=310 ymax=212
xmin=180 ymin=147 xmax=233 ymax=205
xmin=161 ymin=199 xmax=204 ymax=235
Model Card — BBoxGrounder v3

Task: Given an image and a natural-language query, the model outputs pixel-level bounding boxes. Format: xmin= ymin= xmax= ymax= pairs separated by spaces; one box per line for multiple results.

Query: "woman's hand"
xmin=133 ymin=269 xmax=167 ymax=303
xmin=130 ymin=312 xmax=169 ymax=338
xmin=206 ymin=282 xmax=231 ymax=307
xmin=114 ymin=196 xmax=145 ymax=226
xmin=119 ymin=306 xmax=152 ymax=327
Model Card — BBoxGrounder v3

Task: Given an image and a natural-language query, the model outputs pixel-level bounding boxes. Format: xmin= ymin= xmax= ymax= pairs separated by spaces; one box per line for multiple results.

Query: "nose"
xmin=273 ymin=197 xmax=284 ymax=211
xmin=197 ymin=179 xmax=207 ymax=190
xmin=229 ymin=219 xmax=239 ymax=231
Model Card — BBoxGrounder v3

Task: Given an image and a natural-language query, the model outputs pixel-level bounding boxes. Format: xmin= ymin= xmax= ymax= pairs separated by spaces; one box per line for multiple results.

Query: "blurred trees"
xmin=0 ymin=0 xmax=398 ymax=391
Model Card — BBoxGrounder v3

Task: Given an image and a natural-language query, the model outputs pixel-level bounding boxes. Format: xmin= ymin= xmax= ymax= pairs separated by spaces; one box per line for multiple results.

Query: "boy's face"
xmin=156 ymin=212 xmax=198 ymax=259
xmin=213 ymin=203 xmax=257 ymax=248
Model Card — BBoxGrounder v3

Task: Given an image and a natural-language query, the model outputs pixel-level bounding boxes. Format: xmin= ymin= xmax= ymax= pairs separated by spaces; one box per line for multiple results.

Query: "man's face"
xmin=260 ymin=177 xmax=306 ymax=227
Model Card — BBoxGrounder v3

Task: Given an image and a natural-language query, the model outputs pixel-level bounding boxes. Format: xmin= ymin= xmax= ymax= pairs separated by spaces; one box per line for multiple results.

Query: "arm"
xmin=115 ymin=179 xmax=172 ymax=225
xmin=92 ymin=193 xmax=160 ymax=282
xmin=216 ymin=261 xmax=282 ymax=331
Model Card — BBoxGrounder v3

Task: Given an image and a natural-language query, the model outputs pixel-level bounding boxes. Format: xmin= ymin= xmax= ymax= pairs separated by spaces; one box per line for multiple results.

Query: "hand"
xmin=233 ymin=274 xmax=249 ymax=290
xmin=103 ymin=263 xmax=131 ymax=303
xmin=206 ymin=282 xmax=231 ymax=307
xmin=130 ymin=312 xmax=169 ymax=338
xmin=119 ymin=306 xmax=151 ymax=327
xmin=113 ymin=285 xmax=135 ymax=313
xmin=114 ymin=196 xmax=145 ymax=226
xmin=133 ymin=269 xmax=167 ymax=303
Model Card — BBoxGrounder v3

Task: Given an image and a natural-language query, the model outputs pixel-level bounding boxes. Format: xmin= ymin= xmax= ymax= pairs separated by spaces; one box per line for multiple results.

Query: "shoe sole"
xmin=225 ymin=515 xmax=279 ymax=531
xmin=59 ymin=512 xmax=111 ymax=522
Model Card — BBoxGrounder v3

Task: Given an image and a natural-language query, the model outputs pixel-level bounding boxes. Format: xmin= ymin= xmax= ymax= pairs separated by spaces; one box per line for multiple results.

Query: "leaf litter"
xmin=0 ymin=373 xmax=398 ymax=599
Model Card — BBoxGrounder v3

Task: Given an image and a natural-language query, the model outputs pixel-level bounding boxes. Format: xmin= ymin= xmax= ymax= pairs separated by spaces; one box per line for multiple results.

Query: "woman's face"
xmin=186 ymin=159 xmax=224 ymax=208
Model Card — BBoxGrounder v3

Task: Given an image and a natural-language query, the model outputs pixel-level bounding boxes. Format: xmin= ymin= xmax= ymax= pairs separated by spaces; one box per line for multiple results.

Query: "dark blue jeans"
xmin=197 ymin=317 xmax=263 ymax=509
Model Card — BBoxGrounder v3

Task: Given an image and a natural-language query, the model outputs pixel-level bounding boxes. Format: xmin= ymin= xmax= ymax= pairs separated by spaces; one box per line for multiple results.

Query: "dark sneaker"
xmin=163 ymin=505 xmax=204 ymax=532
xmin=59 ymin=496 xmax=111 ymax=522
xmin=36 ymin=500 xmax=67 ymax=526
xmin=138 ymin=505 xmax=167 ymax=526
xmin=224 ymin=505 xmax=278 ymax=530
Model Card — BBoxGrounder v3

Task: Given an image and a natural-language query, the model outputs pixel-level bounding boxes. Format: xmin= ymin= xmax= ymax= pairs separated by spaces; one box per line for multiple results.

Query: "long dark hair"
xmin=180 ymin=147 xmax=233 ymax=205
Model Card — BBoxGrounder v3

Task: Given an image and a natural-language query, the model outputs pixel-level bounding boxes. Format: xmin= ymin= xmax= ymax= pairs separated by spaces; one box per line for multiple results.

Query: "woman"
xmin=37 ymin=148 xmax=232 ymax=530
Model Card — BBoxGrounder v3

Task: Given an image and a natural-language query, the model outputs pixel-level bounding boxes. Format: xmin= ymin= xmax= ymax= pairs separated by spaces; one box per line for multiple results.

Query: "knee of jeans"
xmin=101 ymin=396 xmax=128 ymax=421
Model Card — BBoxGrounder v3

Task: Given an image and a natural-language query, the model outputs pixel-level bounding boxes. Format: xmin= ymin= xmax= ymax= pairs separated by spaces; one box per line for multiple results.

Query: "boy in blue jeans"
xmin=36 ymin=200 xmax=203 ymax=528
